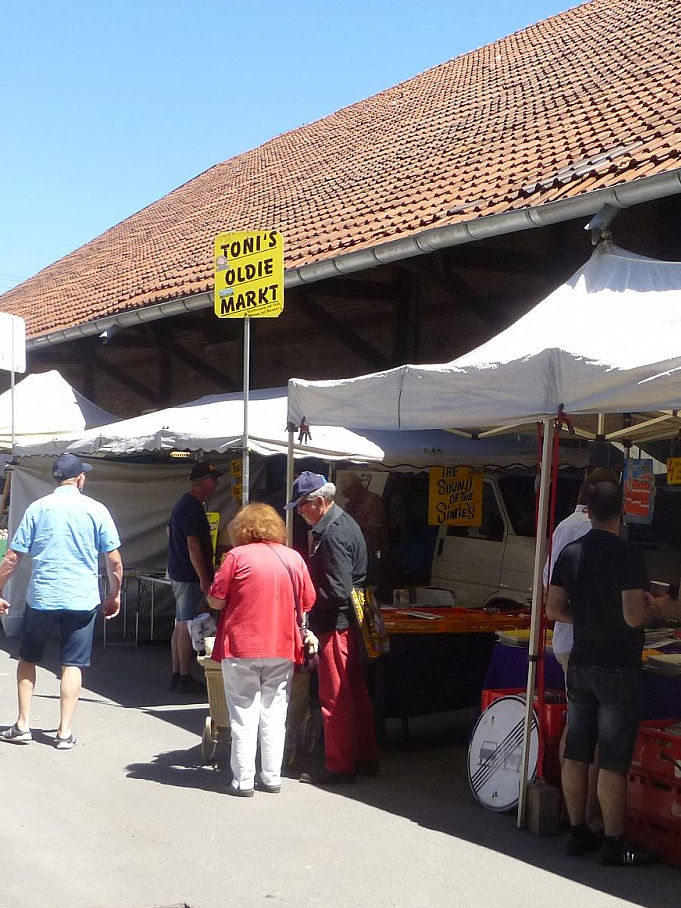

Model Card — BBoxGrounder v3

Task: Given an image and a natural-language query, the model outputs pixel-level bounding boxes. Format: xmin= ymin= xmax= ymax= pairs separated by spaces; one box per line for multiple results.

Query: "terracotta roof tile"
xmin=3 ymin=0 xmax=681 ymax=338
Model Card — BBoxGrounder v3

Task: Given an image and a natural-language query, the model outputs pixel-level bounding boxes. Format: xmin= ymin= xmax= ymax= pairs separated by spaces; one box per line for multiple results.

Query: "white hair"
xmin=307 ymin=481 xmax=336 ymax=502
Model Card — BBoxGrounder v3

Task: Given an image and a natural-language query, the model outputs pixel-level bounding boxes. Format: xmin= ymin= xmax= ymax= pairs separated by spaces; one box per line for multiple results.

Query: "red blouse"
xmin=209 ymin=542 xmax=316 ymax=663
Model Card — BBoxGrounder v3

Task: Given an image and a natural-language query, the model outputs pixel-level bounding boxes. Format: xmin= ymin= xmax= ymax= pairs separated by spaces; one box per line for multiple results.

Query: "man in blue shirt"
xmin=0 ymin=454 xmax=122 ymax=749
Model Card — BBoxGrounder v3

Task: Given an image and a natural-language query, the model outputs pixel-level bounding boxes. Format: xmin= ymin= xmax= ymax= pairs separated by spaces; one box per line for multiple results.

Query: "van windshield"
xmin=497 ymin=473 xmax=583 ymax=537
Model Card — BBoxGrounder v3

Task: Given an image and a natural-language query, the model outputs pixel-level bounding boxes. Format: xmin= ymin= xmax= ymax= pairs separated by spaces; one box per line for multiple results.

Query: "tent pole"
xmin=285 ymin=425 xmax=295 ymax=547
xmin=517 ymin=415 xmax=554 ymax=828
xmin=242 ymin=316 xmax=250 ymax=508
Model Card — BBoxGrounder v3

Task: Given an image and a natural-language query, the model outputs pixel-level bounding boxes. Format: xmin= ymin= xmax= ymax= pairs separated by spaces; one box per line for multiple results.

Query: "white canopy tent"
xmin=288 ymin=244 xmax=681 ymax=442
xmin=13 ymin=385 xmax=591 ymax=469
xmin=287 ymin=242 xmax=681 ymax=826
xmin=0 ymin=370 xmax=117 ymax=452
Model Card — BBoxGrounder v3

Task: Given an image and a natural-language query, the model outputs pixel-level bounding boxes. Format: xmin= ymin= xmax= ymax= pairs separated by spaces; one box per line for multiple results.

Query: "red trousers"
xmin=317 ymin=629 xmax=379 ymax=774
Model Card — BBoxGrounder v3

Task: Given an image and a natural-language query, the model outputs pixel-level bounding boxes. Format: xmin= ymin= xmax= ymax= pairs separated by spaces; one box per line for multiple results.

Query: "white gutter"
xmin=27 ymin=167 xmax=681 ymax=351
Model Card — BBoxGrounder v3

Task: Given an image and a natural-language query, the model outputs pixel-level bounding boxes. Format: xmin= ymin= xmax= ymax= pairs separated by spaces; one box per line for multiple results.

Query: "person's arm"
xmin=187 ymin=535 xmax=211 ymax=594
xmin=0 ymin=548 xmax=23 ymax=614
xmin=545 ymin=584 xmax=572 ymax=623
xmin=102 ymin=549 xmax=123 ymax=619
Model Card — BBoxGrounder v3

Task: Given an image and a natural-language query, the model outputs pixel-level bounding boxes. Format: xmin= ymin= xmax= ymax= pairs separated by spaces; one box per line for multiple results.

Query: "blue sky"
xmin=0 ymin=0 xmax=577 ymax=293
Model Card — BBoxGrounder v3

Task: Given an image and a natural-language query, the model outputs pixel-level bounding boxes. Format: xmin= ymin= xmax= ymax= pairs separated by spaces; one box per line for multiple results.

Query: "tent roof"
xmin=13 ymin=385 xmax=589 ymax=469
xmin=0 ymin=371 xmax=118 ymax=451
xmin=287 ymin=244 xmax=681 ymax=438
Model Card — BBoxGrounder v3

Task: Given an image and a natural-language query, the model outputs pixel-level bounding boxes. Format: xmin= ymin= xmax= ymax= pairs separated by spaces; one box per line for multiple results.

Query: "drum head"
xmin=467 ymin=695 xmax=538 ymax=812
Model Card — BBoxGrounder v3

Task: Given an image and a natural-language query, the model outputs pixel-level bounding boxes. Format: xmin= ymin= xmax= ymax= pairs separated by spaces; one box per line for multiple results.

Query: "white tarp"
xmin=13 ymin=385 xmax=588 ymax=468
xmin=1 ymin=457 xmax=243 ymax=636
xmin=287 ymin=244 xmax=681 ymax=432
xmin=0 ymin=370 xmax=117 ymax=451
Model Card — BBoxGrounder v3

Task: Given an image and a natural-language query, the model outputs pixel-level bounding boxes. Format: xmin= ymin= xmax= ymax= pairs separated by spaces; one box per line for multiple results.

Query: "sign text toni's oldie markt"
xmin=214 ymin=230 xmax=284 ymax=318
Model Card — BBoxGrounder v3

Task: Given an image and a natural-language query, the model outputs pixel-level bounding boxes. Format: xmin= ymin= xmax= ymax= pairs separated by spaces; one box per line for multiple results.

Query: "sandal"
xmin=1 ymin=724 xmax=32 ymax=744
xmin=54 ymin=733 xmax=77 ymax=750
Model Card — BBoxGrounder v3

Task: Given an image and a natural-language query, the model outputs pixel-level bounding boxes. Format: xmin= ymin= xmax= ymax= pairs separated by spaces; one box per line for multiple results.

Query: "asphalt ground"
xmin=1 ymin=626 xmax=679 ymax=908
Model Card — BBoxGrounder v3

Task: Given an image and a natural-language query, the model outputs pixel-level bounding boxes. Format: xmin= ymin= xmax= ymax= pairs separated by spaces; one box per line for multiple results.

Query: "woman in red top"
xmin=208 ymin=503 xmax=316 ymax=797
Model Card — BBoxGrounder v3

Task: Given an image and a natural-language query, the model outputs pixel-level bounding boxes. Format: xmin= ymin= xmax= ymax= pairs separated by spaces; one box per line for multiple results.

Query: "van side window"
xmin=445 ymin=482 xmax=504 ymax=541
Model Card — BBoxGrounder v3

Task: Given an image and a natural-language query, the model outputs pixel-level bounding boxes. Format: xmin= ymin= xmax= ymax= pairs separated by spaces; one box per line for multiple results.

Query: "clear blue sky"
xmin=0 ymin=0 xmax=577 ymax=293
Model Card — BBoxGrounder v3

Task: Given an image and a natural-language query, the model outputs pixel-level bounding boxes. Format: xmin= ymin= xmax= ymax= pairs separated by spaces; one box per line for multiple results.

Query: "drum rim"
xmin=467 ymin=694 xmax=538 ymax=812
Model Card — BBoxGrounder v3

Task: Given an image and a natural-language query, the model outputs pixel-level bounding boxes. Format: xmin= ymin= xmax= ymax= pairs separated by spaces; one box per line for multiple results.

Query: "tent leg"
xmin=285 ymin=427 xmax=295 ymax=547
xmin=517 ymin=416 xmax=554 ymax=828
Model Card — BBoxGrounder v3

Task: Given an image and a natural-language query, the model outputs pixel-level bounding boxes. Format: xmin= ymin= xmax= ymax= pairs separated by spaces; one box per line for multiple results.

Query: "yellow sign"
xmin=205 ymin=511 xmax=220 ymax=554
xmin=428 ymin=466 xmax=483 ymax=526
xmin=667 ymin=458 xmax=681 ymax=485
xmin=230 ymin=460 xmax=243 ymax=502
xmin=214 ymin=230 xmax=284 ymax=318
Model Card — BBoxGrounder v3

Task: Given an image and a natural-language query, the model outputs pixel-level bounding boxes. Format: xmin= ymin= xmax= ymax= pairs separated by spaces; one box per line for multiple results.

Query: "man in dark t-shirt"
xmin=547 ymin=479 xmax=662 ymax=866
xmin=167 ymin=463 xmax=220 ymax=693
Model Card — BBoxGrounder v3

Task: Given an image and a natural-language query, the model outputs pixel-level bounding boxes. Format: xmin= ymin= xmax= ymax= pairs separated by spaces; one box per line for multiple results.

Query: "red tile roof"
xmin=2 ymin=0 xmax=681 ymax=339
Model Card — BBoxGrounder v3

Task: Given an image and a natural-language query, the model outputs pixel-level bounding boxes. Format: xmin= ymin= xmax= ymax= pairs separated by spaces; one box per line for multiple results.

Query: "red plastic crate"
xmin=625 ymin=807 xmax=681 ymax=867
xmin=480 ymin=688 xmax=566 ymax=787
xmin=630 ymin=719 xmax=681 ymax=782
xmin=481 ymin=688 xmax=567 ymax=744
xmin=627 ymin=771 xmax=681 ymax=820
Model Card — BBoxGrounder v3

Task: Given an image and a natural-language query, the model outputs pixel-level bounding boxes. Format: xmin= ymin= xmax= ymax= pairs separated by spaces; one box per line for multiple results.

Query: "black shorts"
xmin=565 ymin=663 xmax=642 ymax=772
xmin=20 ymin=606 xmax=98 ymax=667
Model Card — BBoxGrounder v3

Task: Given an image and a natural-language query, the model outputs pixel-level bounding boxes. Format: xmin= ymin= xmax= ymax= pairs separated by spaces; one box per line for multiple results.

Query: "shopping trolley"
xmin=199 ymin=638 xmax=321 ymax=770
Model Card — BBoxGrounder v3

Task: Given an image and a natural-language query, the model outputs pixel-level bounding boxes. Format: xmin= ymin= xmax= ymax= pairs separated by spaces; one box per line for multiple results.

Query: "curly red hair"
xmin=228 ymin=502 xmax=286 ymax=546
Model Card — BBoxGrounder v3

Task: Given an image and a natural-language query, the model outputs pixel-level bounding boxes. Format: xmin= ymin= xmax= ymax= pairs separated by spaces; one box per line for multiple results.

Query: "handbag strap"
xmin=265 ymin=543 xmax=303 ymax=627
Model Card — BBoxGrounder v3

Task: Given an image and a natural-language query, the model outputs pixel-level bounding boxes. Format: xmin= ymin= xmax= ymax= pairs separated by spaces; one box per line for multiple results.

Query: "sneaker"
xmin=0 ymin=724 xmax=32 ymax=745
xmin=566 ymin=824 xmax=602 ymax=856
xmin=299 ymin=769 xmax=356 ymax=785
xmin=220 ymin=781 xmax=254 ymax=798
xmin=54 ymin=733 xmax=76 ymax=750
xmin=167 ymin=672 xmax=180 ymax=691
xmin=601 ymin=840 xmax=657 ymax=866
xmin=256 ymin=780 xmax=282 ymax=794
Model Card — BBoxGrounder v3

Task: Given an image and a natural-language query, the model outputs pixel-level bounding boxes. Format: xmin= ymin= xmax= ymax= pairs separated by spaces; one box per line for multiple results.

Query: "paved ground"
xmin=1 ymin=626 xmax=679 ymax=908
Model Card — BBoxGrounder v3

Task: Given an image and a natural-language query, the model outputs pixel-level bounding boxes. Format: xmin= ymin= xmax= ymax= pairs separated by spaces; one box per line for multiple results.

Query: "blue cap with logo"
xmin=52 ymin=453 xmax=93 ymax=480
xmin=284 ymin=471 xmax=327 ymax=510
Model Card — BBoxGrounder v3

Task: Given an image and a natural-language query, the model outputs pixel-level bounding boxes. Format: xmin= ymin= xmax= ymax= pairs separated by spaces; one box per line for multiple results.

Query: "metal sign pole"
xmin=10 ymin=319 xmax=15 ymax=455
xmin=242 ymin=316 xmax=250 ymax=508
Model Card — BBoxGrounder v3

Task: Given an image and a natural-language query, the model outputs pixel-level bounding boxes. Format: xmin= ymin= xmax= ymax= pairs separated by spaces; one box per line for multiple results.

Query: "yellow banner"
xmin=214 ymin=230 xmax=284 ymax=318
xmin=667 ymin=457 xmax=681 ymax=485
xmin=428 ymin=466 xmax=483 ymax=526
xmin=205 ymin=511 xmax=220 ymax=554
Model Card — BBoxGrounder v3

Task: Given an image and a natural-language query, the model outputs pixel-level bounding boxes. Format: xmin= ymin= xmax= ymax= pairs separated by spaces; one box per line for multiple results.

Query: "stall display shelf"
xmin=381 ymin=606 xmax=529 ymax=636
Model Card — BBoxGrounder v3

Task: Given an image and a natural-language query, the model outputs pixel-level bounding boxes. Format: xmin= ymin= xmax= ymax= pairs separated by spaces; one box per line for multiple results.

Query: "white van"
xmin=429 ymin=473 xmax=680 ymax=609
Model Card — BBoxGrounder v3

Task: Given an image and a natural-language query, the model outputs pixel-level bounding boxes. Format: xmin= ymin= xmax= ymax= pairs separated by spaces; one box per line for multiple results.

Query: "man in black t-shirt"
xmin=167 ymin=463 xmax=220 ymax=693
xmin=547 ymin=479 xmax=661 ymax=866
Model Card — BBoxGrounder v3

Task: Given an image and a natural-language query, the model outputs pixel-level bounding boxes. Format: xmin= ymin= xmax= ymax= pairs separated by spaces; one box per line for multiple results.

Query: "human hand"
xmin=0 ymin=597 xmax=10 ymax=615
xmin=102 ymin=595 xmax=121 ymax=620
xmin=303 ymin=628 xmax=319 ymax=654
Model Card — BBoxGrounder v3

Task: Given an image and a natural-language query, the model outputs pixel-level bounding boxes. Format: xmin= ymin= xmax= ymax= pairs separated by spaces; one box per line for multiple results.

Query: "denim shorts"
xmin=20 ymin=605 xmax=98 ymax=667
xmin=170 ymin=581 xmax=205 ymax=622
xmin=565 ymin=663 xmax=642 ymax=772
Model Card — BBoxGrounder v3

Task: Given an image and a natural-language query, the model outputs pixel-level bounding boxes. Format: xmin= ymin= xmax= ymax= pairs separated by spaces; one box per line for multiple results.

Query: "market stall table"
xmin=374 ymin=607 xmax=529 ymax=733
xmin=483 ymin=641 xmax=681 ymax=720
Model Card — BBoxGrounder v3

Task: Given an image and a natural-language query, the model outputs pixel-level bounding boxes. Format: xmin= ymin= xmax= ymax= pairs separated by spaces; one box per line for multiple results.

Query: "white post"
xmin=286 ymin=426 xmax=295 ymax=547
xmin=242 ymin=316 xmax=250 ymax=508
xmin=517 ymin=415 xmax=554 ymax=827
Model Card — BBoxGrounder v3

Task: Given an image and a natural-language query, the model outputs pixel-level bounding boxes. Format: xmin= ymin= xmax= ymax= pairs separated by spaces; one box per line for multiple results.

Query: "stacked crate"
xmin=626 ymin=719 xmax=681 ymax=866
xmin=480 ymin=688 xmax=567 ymax=787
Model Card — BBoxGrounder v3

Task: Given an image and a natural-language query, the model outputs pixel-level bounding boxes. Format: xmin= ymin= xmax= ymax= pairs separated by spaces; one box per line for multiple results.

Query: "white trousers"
xmin=221 ymin=657 xmax=293 ymax=790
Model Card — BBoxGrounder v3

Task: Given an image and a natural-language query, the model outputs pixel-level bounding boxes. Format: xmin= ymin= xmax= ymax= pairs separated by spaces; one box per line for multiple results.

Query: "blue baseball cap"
xmin=284 ymin=471 xmax=327 ymax=510
xmin=53 ymin=453 xmax=93 ymax=480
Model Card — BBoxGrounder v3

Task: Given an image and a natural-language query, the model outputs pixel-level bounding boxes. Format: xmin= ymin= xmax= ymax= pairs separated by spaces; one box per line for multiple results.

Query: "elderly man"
xmin=0 ymin=454 xmax=122 ymax=749
xmin=285 ymin=471 xmax=379 ymax=784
